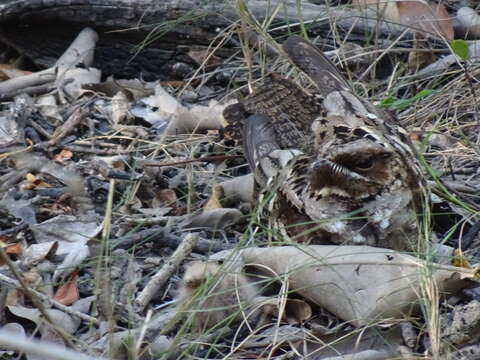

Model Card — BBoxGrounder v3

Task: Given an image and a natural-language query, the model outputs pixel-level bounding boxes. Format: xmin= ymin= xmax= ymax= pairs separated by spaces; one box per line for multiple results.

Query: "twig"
xmin=135 ymin=233 xmax=199 ymax=311
xmin=0 ymin=329 xmax=103 ymax=360
xmin=0 ymin=68 xmax=56 ymax=99
xmin=63 ymin=145 xmax=131 ymax=155
xmin=142 ymin=154 xmax=244 ymax=167
xmin=0 ymin=83 xmax=56 ymax=102
xmin=43 ymin=105 xmax=87 ymax=148
xmin=112 ymin=227 xmax=227 ymax=253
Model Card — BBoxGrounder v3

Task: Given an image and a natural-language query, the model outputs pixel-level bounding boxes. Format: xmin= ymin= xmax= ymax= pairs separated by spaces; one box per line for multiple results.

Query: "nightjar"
xmin=223 ymin=36 xmax=429 ymax=252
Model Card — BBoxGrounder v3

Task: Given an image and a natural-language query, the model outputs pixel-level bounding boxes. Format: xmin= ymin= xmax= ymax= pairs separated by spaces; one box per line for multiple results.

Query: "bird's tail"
xmin=282 ymin=35 xmax=352 ymax=96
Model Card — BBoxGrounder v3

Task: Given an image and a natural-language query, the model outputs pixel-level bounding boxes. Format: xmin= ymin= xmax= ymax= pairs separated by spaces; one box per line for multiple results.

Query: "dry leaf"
xmin=0 ymin=242 xmax=23 ymax=266
xmin=30 ymin=215 xmax=102 ymax=248
xmin=399 ymin=1 xmax=453 ymax=40
xmin=203 ymin=184 xmax=224 ymax=211
xmin=215 ymin=245 xmax=472 ymax=327
xmin=23 ymin=173 xmax=52 ymax=190
xmin=5 ymin=242 xmax=23 ymax=256
xmin=353 ymin=0 xmax=453 ymax=40
xmin=54 ymin=150 xmax=73 ymax=164
xmin=23 ymin=241 xmax=59 ymax=266
xmin=54 ymin=270 xmax=79 ymax=306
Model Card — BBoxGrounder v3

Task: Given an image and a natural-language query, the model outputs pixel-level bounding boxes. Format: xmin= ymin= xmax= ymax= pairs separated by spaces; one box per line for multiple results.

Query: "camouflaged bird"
xmin=223 ymin=35 xmax=428 ymax=252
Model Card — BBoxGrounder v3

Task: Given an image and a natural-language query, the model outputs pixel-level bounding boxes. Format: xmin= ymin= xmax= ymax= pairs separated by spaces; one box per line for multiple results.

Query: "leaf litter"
xmin=1 ymin=2 xmax=480 ymax=359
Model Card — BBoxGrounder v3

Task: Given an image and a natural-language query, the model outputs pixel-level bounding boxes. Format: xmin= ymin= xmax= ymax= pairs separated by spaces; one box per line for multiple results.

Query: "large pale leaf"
xmin=216 ymin=245 xmax=473 ymax=327
xmin=353 ymin=0 xmax=453 ymax=40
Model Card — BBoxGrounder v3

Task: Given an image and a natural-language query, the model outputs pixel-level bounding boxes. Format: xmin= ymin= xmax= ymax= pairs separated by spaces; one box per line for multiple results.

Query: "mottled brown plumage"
xmin=223 ymin=36 xmax=429 ymax=251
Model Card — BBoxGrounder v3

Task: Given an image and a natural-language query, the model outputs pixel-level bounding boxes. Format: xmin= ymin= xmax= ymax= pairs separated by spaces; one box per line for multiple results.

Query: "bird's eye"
xmin=354 ymin=158 xmax=375 ymax=171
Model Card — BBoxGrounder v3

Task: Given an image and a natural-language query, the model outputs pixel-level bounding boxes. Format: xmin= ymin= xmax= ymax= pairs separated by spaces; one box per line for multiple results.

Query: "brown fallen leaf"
xmin=23 ymin=173 xmax=52 ymax=190
xmin=0 ymin=242 xmax=24 ymax=266
xmin=353 ymin=0 xmax=453 ymax=40
xmin=54 ymin=269 xmax=79 ymax=306
xmin=54 ymin=149 xmax=73 ymax=164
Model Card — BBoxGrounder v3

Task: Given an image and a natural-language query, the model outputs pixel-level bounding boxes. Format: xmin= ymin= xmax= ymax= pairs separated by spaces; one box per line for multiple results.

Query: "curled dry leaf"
xmin=216 ymin=245 xmax=471 ymax=327
xmin=30 ymin=215 xmax=102 ymax=248
xmin=7 ymin=306 xmax=78 ymax=334
xmin=0 ymin=242 xmax=24 ymax=266
xmin=23 ymin=241 xmax=58 ymax=266
xmin=353 ymin=0 xmax=453 ymax=40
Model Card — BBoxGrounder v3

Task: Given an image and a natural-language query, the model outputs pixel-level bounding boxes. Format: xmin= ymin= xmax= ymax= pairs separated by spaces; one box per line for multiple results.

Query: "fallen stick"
xmin=135 ymin=233 xmax=199 ymax=311
xmin=0 ymin=27 xmax=98 ymax=98
xmin=0 ymin=68 xmax=56 ymax=97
